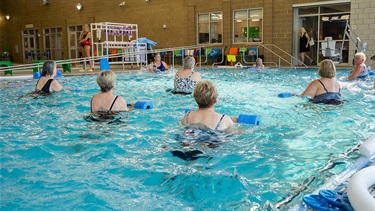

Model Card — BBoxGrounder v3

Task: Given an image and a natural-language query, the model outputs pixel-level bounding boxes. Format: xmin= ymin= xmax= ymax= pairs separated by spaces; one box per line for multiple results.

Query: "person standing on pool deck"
xmin=173 ymin=56 xmax=202 ymax=94
xmin=79 ymin=24 xmax=94 ymax=72
xmin=148 ymin=53 xmax=169 ymax=73
xmin=182 ymin=81 xmax=234 ymax=131
xmin=299 ymin=27 xmax=314 ymax=66
xmin=90 ymin=70 xmax=129 ymax=112
xmin=35 ymin=61 xmax=62 ymax=93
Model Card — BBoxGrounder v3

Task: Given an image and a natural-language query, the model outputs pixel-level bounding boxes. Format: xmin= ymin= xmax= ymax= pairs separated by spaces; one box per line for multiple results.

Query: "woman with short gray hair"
xmin=173 ymin=56 xmax=202 ymax=94
xmin=35 ymin=60 xmax=62 ymax=93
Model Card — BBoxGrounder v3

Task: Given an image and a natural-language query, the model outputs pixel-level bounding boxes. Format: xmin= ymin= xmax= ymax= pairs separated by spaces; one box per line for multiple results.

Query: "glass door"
xmin=22 ymin=29 xmax=39 ymax=63
xmin=68 ymin=25 xmax=83 ymax=59
xmin=43 ymin=27 xmax=63 ymax=60
xmin=300 ymin=16 xmax=319 ymax=64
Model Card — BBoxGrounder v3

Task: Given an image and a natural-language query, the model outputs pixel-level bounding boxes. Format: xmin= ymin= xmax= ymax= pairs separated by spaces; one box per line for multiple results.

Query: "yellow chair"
xmin=226 ymin=48 xmax=239 ymax=66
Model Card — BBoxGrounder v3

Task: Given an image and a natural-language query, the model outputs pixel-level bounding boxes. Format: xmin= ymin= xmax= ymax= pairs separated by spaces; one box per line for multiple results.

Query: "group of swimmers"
xmin=33 ymin=51 xmax=374 ymax=132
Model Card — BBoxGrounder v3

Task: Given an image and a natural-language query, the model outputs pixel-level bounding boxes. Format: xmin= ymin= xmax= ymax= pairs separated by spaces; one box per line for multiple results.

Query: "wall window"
xmin=197 ymin=12 xmax=222 ymax=44
xmin=233 ymin=9 xmax=263 ymax=43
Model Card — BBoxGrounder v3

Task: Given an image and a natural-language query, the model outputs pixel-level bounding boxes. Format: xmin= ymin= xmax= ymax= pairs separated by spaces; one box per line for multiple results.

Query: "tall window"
xmin=197 ymin=12 xmax=223 ymax=44
xmin=233 ymin=9 xmax=263 ymax=43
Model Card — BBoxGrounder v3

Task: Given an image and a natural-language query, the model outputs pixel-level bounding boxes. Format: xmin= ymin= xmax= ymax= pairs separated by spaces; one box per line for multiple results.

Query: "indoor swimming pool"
xmin=0 ymin=68 xmax=374 ymax=210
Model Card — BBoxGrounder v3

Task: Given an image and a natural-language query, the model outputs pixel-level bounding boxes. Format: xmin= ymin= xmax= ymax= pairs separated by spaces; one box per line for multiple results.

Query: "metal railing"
xmin=244 ymin=44 xmax=306 ymax=69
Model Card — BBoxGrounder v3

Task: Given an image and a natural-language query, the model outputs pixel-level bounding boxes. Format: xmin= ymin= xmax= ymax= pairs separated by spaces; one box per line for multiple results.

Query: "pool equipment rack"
xmin=340 ymin=19 xmax=366 ymax=64
xmin=90 ymin=22 xmax=147 ymax=67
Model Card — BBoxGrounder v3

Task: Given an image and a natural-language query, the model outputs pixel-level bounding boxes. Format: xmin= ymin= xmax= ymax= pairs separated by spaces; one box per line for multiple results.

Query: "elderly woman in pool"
xmin=148 ymin=53 xmax=169 ymax=73
xmin=347 ymin=52 xmax=368 ymax=80
xmin=35 ymin=61 xmax=62 ymax=93
xmin=173 ymin=56 xmax=202 ymax=94
xmin=90 ymin=70 xmax=129 ymax=112
xmin=182 ymin=80 xmax=234 ymax=131
xmin=300 ymin=59 xmax=343 ymax=104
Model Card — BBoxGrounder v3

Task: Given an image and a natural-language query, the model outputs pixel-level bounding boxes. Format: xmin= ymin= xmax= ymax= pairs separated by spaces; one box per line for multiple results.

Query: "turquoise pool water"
xmin=1 ymin=68 xmax=374 ymax=210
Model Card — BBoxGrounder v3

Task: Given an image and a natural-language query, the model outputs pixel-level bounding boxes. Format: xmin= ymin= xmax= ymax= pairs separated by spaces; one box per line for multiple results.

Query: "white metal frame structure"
xmin=90 ymin=22 xmax=147 ymax=66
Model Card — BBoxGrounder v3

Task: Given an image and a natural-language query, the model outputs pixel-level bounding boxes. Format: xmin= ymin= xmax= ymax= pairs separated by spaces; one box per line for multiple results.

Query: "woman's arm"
xmin=347 ymin=65 xmax=363 ymax=80
xmin=148 ymin=62 xmax=155 ymax=73
xmin=300 ymin=80 xmax=317 ymax=98
xmin=305 ymin=33 xmax=310 ymax=48
xmin=162 ymin=61 xmax=169 ymax=70
xmin=51 ymin=80 xmax=62 ymax=92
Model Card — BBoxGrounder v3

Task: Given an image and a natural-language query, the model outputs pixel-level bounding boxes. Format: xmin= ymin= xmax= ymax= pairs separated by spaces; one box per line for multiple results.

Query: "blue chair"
xmin=249 ymin=47 xmax=257 ymax=62
xmin=207 ymin=48 xmax=220 ymax=64
xmin=100 ymin=58 xmax=110 ymax=71
xmin=173 ymin=50 xmax=184 ymax=65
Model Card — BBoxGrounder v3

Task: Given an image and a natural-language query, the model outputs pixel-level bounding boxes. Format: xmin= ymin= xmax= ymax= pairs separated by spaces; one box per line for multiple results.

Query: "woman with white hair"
xmin=173 ymin=56 xmax=202 ymax=94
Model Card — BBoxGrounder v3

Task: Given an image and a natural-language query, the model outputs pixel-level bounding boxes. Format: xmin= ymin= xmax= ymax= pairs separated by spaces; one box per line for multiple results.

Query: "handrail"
xmin=341 ymin=19 xmax=366 ymax=64
xmin=244 ymin=44 xmax=306 ymax=69
xmin=0 ymin=44 xmax=220 ymax=74
xmin=212 ymin=46 xmax=227 ymax=67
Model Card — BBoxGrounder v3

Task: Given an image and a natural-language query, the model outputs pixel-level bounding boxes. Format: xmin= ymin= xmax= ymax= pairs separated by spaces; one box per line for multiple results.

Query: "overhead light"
xmin=5 ymin=15 xmax=10 ymax=20
xmin=76 ymin=3 xmax=83 ymax=10
xmin=119 ymin=1 xmax=125 ymax=7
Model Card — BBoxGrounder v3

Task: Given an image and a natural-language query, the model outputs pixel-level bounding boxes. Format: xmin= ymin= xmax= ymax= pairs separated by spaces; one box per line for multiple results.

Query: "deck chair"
xmin=226 ymin=48 xmax=239 ymax=66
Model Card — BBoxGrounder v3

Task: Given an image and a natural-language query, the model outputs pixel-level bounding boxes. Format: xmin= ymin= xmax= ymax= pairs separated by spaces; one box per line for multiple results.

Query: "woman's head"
xmin=194 ymin=81 xmax=218 ymax=109
xmin=318 ymin=59 xmax=336 ymax=78
xmin=256 ymin=58 xmax=263 ymax=65
xmin=183 ymin=56 xmax=195 ymax=69
xmin=354 ymin=52 xmax=366 ymax=62
xmin=299 ymin=27 xmax=306 ymax=35
xmin=41 ymin=60 xmax=56 ymax=77
xmin=154 ymin=53 xmax=161 ymax=61
xmin=96 ymin=70 xmax=116 ymax=92
xmin=83 ymin=24 xmax=89 ymax=32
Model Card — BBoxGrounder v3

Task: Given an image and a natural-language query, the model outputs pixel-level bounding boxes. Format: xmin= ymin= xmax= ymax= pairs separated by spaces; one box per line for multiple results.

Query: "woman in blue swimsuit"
xmin=347 ymin=52 xmax=368 ymax=80
xmin=182 ymin=81 xmax=234 ymax=131
xmin=300 ymin=59 xmax=344 ymax=105
xmin=148 ymin=53 xmax=169 ymax=73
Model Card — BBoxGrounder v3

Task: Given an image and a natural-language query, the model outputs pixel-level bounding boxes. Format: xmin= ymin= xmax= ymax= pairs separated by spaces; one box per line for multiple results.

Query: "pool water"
xmin=0 ymin=68 xmax=374 ymax=210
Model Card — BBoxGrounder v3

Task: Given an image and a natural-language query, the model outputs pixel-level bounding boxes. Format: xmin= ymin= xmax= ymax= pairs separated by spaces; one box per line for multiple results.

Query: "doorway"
xmin=22 ymin=29 xmax=39 ymax=63
xmin=300 ymin=16 xmax=318 ymax=65
xmin=68 ymin=25 xmax=83 ymax=59
xmin=293 ymin=2 xmax=351 ymax=65
xmin=43 ymin=27 xmax=63 ymax=60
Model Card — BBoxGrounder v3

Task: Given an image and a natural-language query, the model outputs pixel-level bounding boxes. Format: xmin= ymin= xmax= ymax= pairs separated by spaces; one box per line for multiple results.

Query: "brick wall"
xmin=350 ymin=0 xmax=375 ymax=66
xmin=1 ymin=0 xmax=374 ymax=66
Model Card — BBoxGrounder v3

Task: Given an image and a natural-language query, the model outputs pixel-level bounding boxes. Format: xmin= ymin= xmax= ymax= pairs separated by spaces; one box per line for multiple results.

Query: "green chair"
xmin=32 ymin=60 xmax=45 ymax=73
xmin=239 ymin=47 xmax=247 ymax=62
xmin=0 ymin=61 xmax=12 ymax=76
xmin=56 ymin=60 xmax=72 ymax=73
xmin=173 ymin=50 xmax=184 ymax=65
xmin=204 ymin=48 xmax=212 ymax=64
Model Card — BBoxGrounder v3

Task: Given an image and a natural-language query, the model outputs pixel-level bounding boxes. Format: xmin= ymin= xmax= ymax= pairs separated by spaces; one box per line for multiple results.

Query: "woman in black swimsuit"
xmin=35 ymin=61 xmax=62 ymax=93
xmin=90 ymin=70 xmax=129 ymax=112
